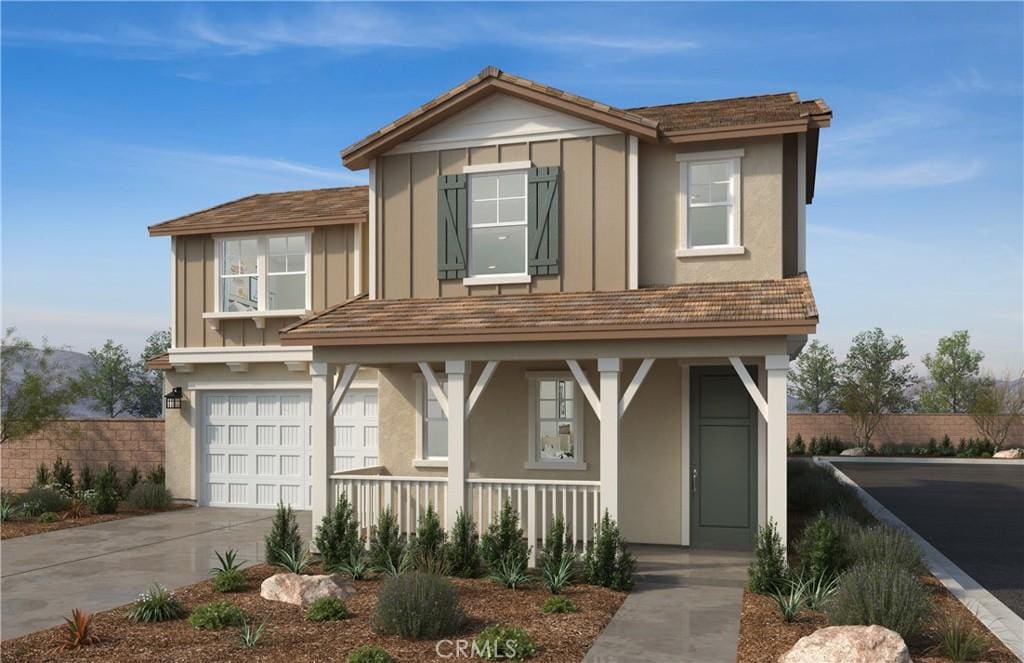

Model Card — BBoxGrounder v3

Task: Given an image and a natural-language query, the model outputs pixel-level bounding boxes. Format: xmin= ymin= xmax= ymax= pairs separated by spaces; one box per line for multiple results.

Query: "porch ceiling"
xmin=280 ymin=275 xmax=818 ymax=348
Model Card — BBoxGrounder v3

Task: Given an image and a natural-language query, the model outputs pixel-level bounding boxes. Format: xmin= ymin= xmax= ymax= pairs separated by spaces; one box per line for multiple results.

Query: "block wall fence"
xmin=788 ymin=413 xmax=1023 ymax=447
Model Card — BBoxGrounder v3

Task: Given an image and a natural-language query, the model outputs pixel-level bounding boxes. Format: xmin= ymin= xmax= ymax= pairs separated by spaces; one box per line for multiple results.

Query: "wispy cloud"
xmin=131 ymin=147 xmax=363 ymax=184
xmin=819 ymin=158 xmax=983 ymax=193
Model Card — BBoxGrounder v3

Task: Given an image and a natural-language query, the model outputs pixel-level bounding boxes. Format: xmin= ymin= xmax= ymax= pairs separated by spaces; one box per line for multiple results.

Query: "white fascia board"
xmin=169 ymin=346 xmax=314 ymax=364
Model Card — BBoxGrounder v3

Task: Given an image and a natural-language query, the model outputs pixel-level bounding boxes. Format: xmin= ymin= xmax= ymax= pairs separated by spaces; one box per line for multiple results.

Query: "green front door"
xmin=690 ymin=366 xmax=758 ymax=549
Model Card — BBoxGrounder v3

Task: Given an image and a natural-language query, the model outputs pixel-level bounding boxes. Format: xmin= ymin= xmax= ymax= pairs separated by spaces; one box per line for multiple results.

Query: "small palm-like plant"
xmin=63 ymin=498 xmax=89 ymax=520
xmin=771 ymin=579 xmax=808 ymax=623
xmin=490 ymin=554 xmax=532 ymax=589
xmin=337 ymin=551 xmax=371 ymax=580
xmin=801 ymin=572 xmax=839 ymax=611
xmin=127 ymin=584 xmax=185 ymax=623
xmin=211 ymin=549 xmax=245 ymax=574
xmin=542 ymin=553 xmax=577 ymax=594
xmin=239 ymin=618 xmax=267 ymax=648
xmin=211 ymin=549 xmax=247 ymax=592
xmin=275 ymin=545 xmax=311 ymax=574
xmin=58 ymin=609 xmax=100 ymax=650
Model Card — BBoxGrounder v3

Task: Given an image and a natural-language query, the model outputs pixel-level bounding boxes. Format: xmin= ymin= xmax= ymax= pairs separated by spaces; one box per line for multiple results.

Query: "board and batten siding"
xmin=375 ymin=135 xmax=630 ymax=300
xmin=174 ymin=224 xmax=359 ymax=348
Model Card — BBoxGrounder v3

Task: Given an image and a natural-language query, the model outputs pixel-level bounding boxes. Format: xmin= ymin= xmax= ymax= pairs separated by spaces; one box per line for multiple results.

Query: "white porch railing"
xmin=330 ymin=475 xmax=601 ymax=566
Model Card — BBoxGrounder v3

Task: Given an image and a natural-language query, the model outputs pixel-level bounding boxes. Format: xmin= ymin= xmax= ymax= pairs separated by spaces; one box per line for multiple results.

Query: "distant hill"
xmin=5 ymin=348 xmax=115 ymax=419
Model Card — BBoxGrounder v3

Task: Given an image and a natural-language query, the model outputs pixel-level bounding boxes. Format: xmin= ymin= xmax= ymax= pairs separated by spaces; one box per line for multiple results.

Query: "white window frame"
xmin=526 ymin=371 xmax=586 ymax=471
xmin=462 ymin=161 xmax=532 ymax=286
xmin=211 ymin=231 xmax=312 ymax=317
xmin=675 ymin=149 xmax=745 ymax=258
xmin=413 ymin=375 xmax=448 ymax=467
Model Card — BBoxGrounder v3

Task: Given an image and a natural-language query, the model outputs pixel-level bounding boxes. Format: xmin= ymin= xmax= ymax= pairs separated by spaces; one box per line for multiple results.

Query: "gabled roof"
xmin=148 ymin=186 xmax=367 ymax=237
xmin=341 ymin=67 xmax=831 ymax=170
xmin=280 ymin=275 xmax=818 ymax=347
xmin=144 ymin=352 xmax=172 ymax=370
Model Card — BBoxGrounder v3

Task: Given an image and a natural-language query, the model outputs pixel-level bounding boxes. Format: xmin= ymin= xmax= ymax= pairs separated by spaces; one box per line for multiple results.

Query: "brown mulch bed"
xmin=1 ymin=564 xmax=625 ymax=662
xmin=1 ymin=504 xmax=193 ymax=540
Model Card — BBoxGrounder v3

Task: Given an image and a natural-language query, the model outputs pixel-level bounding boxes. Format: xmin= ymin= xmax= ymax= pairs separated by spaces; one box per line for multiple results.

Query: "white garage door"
xmin=202 ymin=388 xmax=380 ymax=510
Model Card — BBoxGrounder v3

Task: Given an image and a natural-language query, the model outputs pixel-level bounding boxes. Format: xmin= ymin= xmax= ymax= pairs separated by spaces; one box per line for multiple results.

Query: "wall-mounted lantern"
xmin=164 ymin=387 xmax=184 ymax=410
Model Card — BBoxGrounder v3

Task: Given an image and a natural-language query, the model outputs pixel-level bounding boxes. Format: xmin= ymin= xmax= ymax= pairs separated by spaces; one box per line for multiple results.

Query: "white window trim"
xmin=676 ymin=149 xmax=744 ymax=258
xmin=211 ymin=231 xmax=312 ymax=325
xmin=414 ymin=375 xmax=448 ymax=464
xmin=526 ymin=371 xmax=586 ymax=471
xmin=462 ymin=162 xmax=533 ymax=286
xmin=462 ymin=160 xmax=532 ymax=174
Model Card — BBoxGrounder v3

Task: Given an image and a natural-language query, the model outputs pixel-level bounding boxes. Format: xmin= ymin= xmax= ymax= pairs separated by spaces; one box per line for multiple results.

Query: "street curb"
xmin=818 ymin=456 xmax=1024 ymax=466
xmin=820 ymin=459 xmax=1024 ymax=661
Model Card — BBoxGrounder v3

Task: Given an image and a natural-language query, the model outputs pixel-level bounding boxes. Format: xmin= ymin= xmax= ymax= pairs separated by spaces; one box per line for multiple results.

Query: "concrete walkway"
xmin=1 ymin=507 xmax=313 ymax=639
xmin=585 ymin=545 xmax=750 ymax=663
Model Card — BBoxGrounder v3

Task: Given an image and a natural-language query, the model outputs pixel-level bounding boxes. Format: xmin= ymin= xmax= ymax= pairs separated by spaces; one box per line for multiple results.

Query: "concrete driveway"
xmin=1 ymin=507 xmax=313 ymax=639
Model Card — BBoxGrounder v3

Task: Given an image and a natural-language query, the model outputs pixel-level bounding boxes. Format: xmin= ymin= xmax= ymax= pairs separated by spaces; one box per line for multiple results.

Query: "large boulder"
xmin=779 ymin=625 xmax=910 ymax=663
xmin=840 ymin=447 xmax=867 ymax=457
xmin=994 ymin=448 xmax=1023 ymax=459
xmin=260 ymin=573 xmax=356 ymax=608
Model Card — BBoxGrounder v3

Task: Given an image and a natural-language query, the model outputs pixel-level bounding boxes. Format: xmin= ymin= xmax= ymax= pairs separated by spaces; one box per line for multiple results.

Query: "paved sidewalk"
xmin=1 ymin=507 xmax=313 ymax=639
xmin=585 ymin=545 xmax=749 ymax=663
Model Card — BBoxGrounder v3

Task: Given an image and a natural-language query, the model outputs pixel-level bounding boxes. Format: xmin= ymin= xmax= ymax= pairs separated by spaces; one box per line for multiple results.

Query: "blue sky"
xmin=2 ymin=2 xmax=1022 ymax=374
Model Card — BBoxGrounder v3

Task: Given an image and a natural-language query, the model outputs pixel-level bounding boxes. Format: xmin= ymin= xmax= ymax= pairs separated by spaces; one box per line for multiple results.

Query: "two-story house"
xmin=147 ymin=67 xmax=829 ymax=556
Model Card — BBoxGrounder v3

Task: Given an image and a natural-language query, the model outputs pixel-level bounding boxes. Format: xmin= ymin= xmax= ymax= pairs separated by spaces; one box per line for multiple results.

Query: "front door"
xmin=690 ymin=366 xmax=758 ymax=548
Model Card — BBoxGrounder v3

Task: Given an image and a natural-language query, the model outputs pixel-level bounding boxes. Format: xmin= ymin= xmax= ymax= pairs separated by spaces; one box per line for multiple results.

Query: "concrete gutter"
xmin=819 ymin=459 xmax=1024 ymax=660
xmin=819 ymin=455 xmax=1024 ymax=466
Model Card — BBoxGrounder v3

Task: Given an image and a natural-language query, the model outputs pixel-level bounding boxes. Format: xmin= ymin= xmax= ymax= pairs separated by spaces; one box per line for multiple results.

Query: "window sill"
xmin=413 ymin=459 xmax=448 ymax=468
xmin=203 ymin=310 xmax=309 ymax=330
xmin=462 ymin=274 xmax=532 ymax=287
xmin=675 ymin=246 xmax=745 ymax=258
xmin=524 ymin=461 xmax=588 ymax=471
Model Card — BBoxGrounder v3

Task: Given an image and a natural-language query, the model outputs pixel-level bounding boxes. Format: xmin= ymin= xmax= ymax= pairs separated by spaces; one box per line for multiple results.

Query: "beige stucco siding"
xmin=638 ymin=136 xmax=788 ymax=286
xmin=375 ymin=135 xmax=629 ymax=300
xmin=174 ymin=224 xmax=358 ymax=348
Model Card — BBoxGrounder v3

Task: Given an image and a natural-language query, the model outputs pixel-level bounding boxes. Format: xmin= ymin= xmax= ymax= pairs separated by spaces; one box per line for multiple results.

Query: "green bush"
xmin=374 ymin=572 xmax=465 ymax=639
xmin=411 ymin=504 xmax=445 ymax=558
xmin=542 ymin=595 xmax=578 ymax=614
xmin=125 ymin=466 xmax=141 ymax=493
xmin=538 ymin=514 xmax=574 ymax=569
xmin=76 ymin=465 xmax=95 ymax=493
xmin=796 ymin=512 xmax=845 ymax=578
xmin=18 ymin=484 xmax=69 ymax=516
xmin=337 ymin=550 xmax=371 ymax=580
xmin=490 ymin=554 xmax=532 ymax=589
xmin=787 ymin=461 xmax=863 ymax=519
xmin=274 ymin=546 xmax=311 ymax=574
xmin=957 ymin=438 xmax=995 ymax=458
xmin=90 ymin=466 xmax=120 ymax=515
xmin=808 ymin=435 xmax=845 ymax=456
xmin=849 ymin=524 xmax=924 ymax=574
xmin=788 ymin=434 xmax=806 ymax=456
xmin=127 ymin=481 xmax=173 ymax=511
xmin=147 ymin=465 xmax=166 ymax=486
xmin=448 ymin=508 xmax=481 ymax=578
xmin=315 ymin=493 xmax=362 ymax=572
xmin=748 ymin=519 xmax=788 ymax=594
xmin=347 ymin=646 xmax=393 ymax=663
xmin=51 ymin=457 xmax=75 ymax=494
xmin=481 ymin=499 xmax=529 ymax=572
xmin=38 ymin=511 xmax=59 ymax=523
xmin=127 ymin=584 xmax=185 ymax=623
xmin=34 ymin=463 xmax=50 ymax=487
xmin=265 ymin=502 xmax=303 ymax=567
xmin=188 ymin=601 xmax=247 ymax=630
xmin=935 ymin=613 xmax=988 ymax=662
xmin=369 ymin=507 xmax=406 ymax=574
xmin=583 ymin=511 xmax=636 ymax=591
xmin=474 ymin=624 xmax=537 ymax=661
xmin=0 ymin=492 xmax=15 ymax=522
xmin=306 ymin=596 xmax=349 ymax=622
xmin=825 ymin=561 xmax=931 ymax=639
xmin=211 ymin=569 xmax=246 ymax=593
xmin=771 ymin=579 xmax=807 ymax=623
xmin=541 ymin=554 xmax=576 ymax=594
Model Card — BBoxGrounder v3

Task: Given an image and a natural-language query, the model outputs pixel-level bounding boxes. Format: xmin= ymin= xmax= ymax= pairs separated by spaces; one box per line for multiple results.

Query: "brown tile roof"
xmin=148 ymin=186 xmax=367 ymax=237
xmin=144 ymin=352 xmax=172 ymax=370
xmin=628 ymin=93 xmax=832 ymax=134
xmin=281 ymin=275 xmax=818 ymax=347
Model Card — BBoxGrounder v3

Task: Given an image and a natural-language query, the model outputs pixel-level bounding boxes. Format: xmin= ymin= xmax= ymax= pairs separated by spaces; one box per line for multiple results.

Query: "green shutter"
xmin=528 ymin=166 xmax=560 ymax=275
xmin=437 ymin=174 xmax=468 ymax=279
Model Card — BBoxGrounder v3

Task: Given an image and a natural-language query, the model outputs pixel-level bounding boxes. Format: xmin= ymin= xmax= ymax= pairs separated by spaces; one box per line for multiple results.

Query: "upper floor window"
xmin=217 ymin=233 xmax=309 ymax=313
xmin=468 ymin=169 xmax=528 ymax=279
xmin=676 ymin=149 xmax=744 ymax=257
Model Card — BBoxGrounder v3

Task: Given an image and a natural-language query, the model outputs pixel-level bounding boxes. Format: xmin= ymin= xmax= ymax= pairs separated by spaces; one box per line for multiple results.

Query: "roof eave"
xmin=147 ymin=214 xmax=367 ymax=238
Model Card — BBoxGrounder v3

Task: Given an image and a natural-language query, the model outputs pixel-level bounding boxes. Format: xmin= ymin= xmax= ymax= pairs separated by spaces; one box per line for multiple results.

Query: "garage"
xmin=201 ymin=388 xmax=378 ymax=509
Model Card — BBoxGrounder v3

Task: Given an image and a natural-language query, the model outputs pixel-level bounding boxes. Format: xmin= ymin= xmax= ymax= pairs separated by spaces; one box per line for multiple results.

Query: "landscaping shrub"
xmin=125 ymin=466 xmax=142 ymax=494
xmin=849 ymin=524 xmax=924 ymax=574
xmin=474 ymin=624 xmax=537 ymax=661
xmin=542 ymin=554 xmax=576 ymax=594
xmin=539 ymin=514 xmax=575 ymax=569
xmin=18 ymin=484 xmax=69 ymax=516
xmin=337 ymin=550 xmax=371 ymax=580
xmin=58 ymin=609 xmax=100 ymax=650
xmin=306 ymin=596 xmax=349 ymax=622
xmin=238 ymin=619 xmax=267 ymax=648
xmin=315 ymin=492 xmax=362 ymax=572
xmin=210 ymin=549 xmax=247 ymax=593
xmin=274 ymin=546 xmax=311 ymax=574
xmin=788 ymin=434 xmax=806 ymax=456
xmin=127 ymin=584 xmax=185 ymax=623
xmin=147 ymin=465 xmax=166 ymax=486
xmin=748 ymin=519 xmax=788 ymax=594
xmin=188 ymin=601 xmax=247 ymax=630
xmin=38 ymin=511 xmax=59 ymax=523
xmin=808 ymin=435 xmax=845 ymax=456
xmin=403 ymin=504 xmax=451 ymax=574
xmin=369 ymin=507 xmax=406 ymax=574
xmin=771 ymin=580 xmax=807 ymax=623
xmin=935 ymin=613 xmax=988 ymax=662
xmin=787 ymin=461 xmax=863 ymax=520
xmin=481 ymin=499 xmax=529 ymax=572
xmin=35 ymin=463 xmax=50 ymax=487
xmin=90 ymin=466 xmax=120 ymax=515
xmin=76 ymin=465 xmax=95 ymax=493
xmin=583 ymin=511 xmax=636 ymax=591
xmin=448 ymin=508 xmax=481 ymax=578
xmin=800 ymin=571 xmax=840 ymax=611
xmin=0 ymin=492 xmax=15 ymax=522
xmin=957 ymin=438 xmax=995 ymax=458
xmin=542 ymin=595 xmax=578 ymax=614
xmin=796 ymin=512 xmax=845 ymax=578
xmin=265 ymin=502 xmax=303 ymax=566
xmin=490 ymin=554 xmax=531 ymax=589
xmin=374 ymin=572 xmax=465 ymax=638
xmin=64 ymin=498 xmax=89 ymax=520
xmin=127 ymin=481 xmax=173 ymax=511
xmin=825 ymin=560 xmax=931 ymax=639
xmin=51 ymin=457 xmax=75 ymax=494
xmin=348 ymin=646 xmax=394 ymax=663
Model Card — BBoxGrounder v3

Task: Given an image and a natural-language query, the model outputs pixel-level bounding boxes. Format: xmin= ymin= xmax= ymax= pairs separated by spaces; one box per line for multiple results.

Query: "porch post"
xmin=765 ymin=354 xmax=789 ymax=546
xmin=445 ymin=360 xmax=468 ymax=530
xmin=598 ymin=358 xmax=621 ymax=522
xmin=310 ymin=361 xmax=332 ymax=529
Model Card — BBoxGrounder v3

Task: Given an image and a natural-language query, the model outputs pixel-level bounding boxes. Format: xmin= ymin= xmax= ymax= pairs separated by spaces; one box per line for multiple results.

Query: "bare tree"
xmin=970 ymin=372 xmax=1024 ymax=450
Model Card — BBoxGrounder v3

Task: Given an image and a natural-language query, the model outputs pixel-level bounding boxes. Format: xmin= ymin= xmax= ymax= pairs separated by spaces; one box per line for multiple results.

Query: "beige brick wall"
xmin=788 ymin=413 xmax=1024 ymax=447
xmin=1 ymin=419 xmax=164 ymax=492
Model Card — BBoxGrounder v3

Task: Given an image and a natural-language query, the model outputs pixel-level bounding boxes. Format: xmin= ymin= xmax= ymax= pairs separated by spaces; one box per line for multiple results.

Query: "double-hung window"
xmin=217 ymin=233 xmax=310 ymax=313
xmin=527 ymin=373 xmax=585 ymax=470
xmin=676 ymin=149 xmax=744 ymax=257
xmin=467 ymin=167 xmax=528 ymax=281
xmin=414 ymin=377 xmax=448 ymax=465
